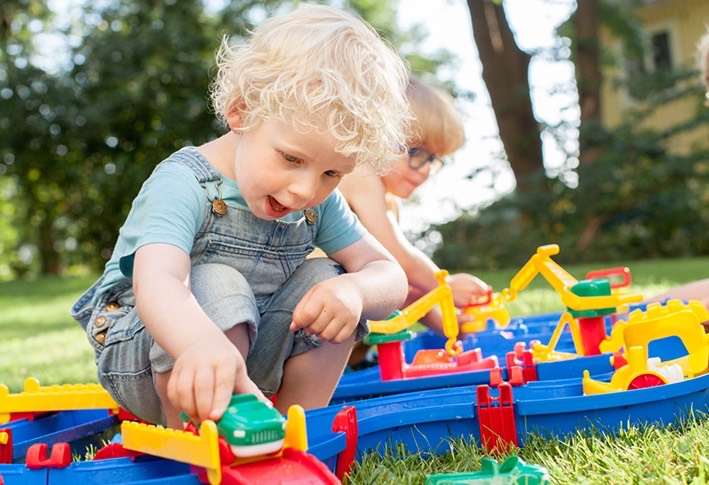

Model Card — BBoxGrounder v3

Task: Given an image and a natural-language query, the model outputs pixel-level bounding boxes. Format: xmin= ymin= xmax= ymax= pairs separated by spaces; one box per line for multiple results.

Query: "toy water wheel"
xmin=626 ymin=373 xmax=666 ymax=390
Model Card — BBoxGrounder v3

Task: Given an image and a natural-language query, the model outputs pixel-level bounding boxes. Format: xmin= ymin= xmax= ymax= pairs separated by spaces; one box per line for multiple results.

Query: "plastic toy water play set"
xmin=1 ymin=244 xmax=708 ymax=484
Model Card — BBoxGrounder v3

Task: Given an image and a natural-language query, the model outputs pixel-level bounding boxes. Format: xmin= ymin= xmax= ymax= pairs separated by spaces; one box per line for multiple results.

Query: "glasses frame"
xmin=407 ymin=147 xmax=446 ymax=173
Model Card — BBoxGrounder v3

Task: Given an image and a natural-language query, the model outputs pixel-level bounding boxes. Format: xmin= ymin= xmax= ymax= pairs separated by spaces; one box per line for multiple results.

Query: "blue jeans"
xmin=71 ymin=258 xmax=368 ymax=425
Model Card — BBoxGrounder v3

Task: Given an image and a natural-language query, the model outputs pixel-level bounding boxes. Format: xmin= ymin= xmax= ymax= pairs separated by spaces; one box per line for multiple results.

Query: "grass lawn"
xmin=1 ymin=256 xmax=708 ymax=483
xmin=0 ymin=274 xmax=100 ymax=391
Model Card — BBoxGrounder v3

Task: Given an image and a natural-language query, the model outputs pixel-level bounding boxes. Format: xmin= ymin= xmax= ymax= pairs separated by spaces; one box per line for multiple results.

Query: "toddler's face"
xmin=232 ymin=117 xmax=356 ymax=220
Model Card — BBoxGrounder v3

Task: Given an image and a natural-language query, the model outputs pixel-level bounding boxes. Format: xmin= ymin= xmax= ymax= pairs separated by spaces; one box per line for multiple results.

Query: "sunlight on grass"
xmin=1 ymin=327 xmax=97 ymax=392
xmin=1 ymin=301 xmax=88 ymax=339
xmin=0 ymin=274 xmax=99 ymax=392
xmin=348 ymin=415 xmax=709 ymax=484
xmin=523 ymin=416 xmax=709 ymax=484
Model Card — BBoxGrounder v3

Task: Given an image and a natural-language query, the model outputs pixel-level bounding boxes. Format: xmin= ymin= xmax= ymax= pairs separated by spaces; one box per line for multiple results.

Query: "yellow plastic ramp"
xmin=0 ymin=377 xmax=119 ymax=424
xmin=122 ymin=420 xmax=222 ymax=485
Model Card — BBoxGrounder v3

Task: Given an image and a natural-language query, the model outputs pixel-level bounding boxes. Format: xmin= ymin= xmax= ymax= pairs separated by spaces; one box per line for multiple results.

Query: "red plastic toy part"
xmin=93 ymin=442 xmax=143 ymax=461
xmin=25 ymin=442 xmax=71 ymax=469
xmin=215 ymin=448 xmax=339 ymax=484
xmin=627 ymin=373 xmax=666 ymax=390
xmin=585 ymin=267 xmax=632 ymax=289
xmin=0 ymin=428 xmax=12 ymax=464
xmin=377 ymin=339 xmax=498 ymax=381
xmin=476 ymin=383 xmax=518 ymax=454
xmin=577 ymin=315 xmax=607 ymax=357
xmin=331 ymin=406 xmax=358 ymax=481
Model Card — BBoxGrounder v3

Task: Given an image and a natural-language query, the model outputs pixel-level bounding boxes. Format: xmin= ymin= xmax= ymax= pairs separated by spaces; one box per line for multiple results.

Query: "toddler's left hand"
xmin=289 ymin=278 xmax=362 ymax=343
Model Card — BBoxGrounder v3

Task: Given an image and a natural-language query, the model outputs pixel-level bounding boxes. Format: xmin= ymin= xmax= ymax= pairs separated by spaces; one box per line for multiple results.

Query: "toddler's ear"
xmin=226 ymin=100 xmax=247 ymax=132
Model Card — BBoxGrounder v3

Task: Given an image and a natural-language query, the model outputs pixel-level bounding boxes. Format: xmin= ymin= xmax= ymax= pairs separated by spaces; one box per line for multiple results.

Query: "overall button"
xmin=105 ymin=301 xmax=120 ymax=312
xmin=95 ymin=315 xmax=107 ymax=328
xmin=305 ymin=208 xmax=318 ymax=225
xmin=95 ymin=331 xmax=107 ymax=344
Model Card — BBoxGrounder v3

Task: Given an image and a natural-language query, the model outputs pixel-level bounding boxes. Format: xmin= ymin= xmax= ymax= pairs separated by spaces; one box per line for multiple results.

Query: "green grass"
xmin=0 ymin=274 xmax=100 ymax=390
xmin=347 ymin=417 xmax=709 ymax=484
xmin=2 ymin=257 xmax=708 ymax=483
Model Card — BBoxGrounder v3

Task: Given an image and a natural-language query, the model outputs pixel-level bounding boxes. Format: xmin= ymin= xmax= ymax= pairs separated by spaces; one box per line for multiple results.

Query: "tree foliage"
xmin=1 ymin=0 xmax=71 ymax=275
xmin=429 ymin=68 xmax=709 ymax=270
xmin=63 ymin=0 xmax=232 ymax=270
xmin=1 ymin=0 xmax=303 ymax=274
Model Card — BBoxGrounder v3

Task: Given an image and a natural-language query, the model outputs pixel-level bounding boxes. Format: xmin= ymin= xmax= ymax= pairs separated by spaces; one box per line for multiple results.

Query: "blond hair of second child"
xmin=72 ymin=4 xmax=412 ymax=428
xmin=338 ymin=78 xmax=490 ymax=336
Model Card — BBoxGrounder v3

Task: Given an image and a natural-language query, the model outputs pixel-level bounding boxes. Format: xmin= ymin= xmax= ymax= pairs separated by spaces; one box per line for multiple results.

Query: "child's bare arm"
xmin=339 ymin=172 xmax=445 ymax=295
xmin=340 ymin=172 xmax=490 ymax=306
xmin=133 ymin=243 xmax=263 ymax=422
xmin=290 ymin=233 xmax=407 ymax=342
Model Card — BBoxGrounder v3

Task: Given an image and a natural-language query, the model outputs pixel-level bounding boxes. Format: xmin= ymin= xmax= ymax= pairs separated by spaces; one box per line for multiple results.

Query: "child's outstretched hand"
xmin=289 ymin=277 xmax=363 ymax=343
xmin=448 ymin=273 xmax=491 ymax=308
xmin=167 ymin=337 xmax=266 ymax=423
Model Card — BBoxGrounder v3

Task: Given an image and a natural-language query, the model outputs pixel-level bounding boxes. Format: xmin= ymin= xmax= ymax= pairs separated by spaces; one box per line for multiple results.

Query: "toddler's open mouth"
xmin=268 ymin=196 xmax=289 ymax=214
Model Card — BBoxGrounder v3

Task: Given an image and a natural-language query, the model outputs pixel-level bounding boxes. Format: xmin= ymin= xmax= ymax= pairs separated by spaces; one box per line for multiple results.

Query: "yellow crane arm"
xmin=503 ymin=244 xmax=576 ymax=302
xmin=502 ymin=244 xmax=643 ymax=312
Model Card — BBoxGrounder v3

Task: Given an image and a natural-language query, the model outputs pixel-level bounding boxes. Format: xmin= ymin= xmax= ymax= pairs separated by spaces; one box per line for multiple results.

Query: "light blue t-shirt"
xmin=96 ymin=154 xmax=365 ymax=299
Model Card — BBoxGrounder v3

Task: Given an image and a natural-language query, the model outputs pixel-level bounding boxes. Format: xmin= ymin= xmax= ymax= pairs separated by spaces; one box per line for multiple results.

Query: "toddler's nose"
xmin=288 ymin=177 xmax=319 ymax=207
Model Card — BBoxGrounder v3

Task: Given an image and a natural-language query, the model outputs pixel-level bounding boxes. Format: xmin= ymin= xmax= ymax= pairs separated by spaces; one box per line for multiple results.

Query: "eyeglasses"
xmin=407 ymin=147 xmax=445 ymax=173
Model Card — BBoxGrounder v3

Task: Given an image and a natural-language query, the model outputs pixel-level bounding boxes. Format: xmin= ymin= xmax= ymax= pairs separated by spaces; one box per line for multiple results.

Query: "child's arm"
xmin=132 ymin=243 xmax=264 ymax=423
xmin=339 ymin=171 xmax=441 ymax=291
xmin=339 ymin=171 xmax=490 ymax=308
xmin=290 ymin=233 xmax=408 ymax=343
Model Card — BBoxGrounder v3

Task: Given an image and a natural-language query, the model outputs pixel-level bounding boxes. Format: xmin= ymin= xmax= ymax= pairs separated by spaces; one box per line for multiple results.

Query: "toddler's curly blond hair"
xmin=210 ymin=4 xmax=413 ymax=174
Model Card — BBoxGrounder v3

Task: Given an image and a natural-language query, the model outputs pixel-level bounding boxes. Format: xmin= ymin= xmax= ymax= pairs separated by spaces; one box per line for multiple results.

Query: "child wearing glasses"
xmin=338 ymin=77 xmax=490 ymax=346
xmin=71 ymin=4 xmax=412 ymax=427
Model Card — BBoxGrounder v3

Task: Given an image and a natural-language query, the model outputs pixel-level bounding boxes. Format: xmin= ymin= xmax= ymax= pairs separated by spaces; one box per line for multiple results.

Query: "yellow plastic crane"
xmin=368 ymin=270 xmax=462 ymax=356
xmin=502 ymin=244 xmax=643 ymax=312
xmin=501 ymin=244 xmax=644 ymax=360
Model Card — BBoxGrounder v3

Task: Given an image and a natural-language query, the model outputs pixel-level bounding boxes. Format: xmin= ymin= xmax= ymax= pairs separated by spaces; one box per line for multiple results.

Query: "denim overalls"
xmin=71 ymin=148 xmax=366 ymax=424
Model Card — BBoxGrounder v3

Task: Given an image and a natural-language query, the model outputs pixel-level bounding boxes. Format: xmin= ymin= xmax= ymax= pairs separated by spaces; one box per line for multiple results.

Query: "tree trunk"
xmin=38 ymin=211 xmax=63 ymax=276
xmin=572 ymin=0 xmax=603 ymax=249
xmin=574 ymin=0 xmax=603 ymax=165
xmin=466 ymin=0 xmax=544 ymax=192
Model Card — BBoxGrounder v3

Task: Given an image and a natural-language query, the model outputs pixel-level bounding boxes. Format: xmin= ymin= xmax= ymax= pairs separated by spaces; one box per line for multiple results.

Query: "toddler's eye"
xmin=324 ymin=170 xmax=342 ymax=178
xmin=281 ymin=152 xmax=300 ymax=163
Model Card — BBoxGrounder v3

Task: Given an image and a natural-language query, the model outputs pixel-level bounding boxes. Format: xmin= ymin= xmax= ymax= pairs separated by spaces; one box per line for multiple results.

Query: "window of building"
xmin=625 ymin=28 xmax=676 ymax=99
xmin=651 ymin=31 xmax=672 ymax=69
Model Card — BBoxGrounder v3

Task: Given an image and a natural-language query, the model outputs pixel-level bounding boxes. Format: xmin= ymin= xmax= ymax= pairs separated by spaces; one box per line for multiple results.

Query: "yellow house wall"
xmin=600 ymin=0 xmax=709 ymax=153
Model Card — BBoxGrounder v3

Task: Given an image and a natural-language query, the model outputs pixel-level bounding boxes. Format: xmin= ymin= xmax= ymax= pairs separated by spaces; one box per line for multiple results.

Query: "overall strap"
xmin=160 ymin=147 xmax=222 ymax=183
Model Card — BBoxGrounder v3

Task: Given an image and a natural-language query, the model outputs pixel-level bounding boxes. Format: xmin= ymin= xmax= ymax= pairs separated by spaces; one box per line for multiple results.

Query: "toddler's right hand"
xmin=167 ymin=337 xmax=265 ymax=424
